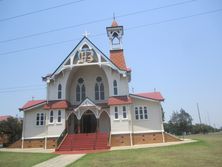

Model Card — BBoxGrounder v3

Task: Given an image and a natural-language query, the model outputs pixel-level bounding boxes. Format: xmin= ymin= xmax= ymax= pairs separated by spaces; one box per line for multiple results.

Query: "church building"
xmin=19 ymin=20 xmax=179 ymax=151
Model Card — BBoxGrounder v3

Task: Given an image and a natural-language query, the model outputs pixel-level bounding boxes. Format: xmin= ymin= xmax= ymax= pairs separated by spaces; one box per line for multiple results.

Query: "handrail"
xmin=56 ymin=128 xmax=67 ymax=148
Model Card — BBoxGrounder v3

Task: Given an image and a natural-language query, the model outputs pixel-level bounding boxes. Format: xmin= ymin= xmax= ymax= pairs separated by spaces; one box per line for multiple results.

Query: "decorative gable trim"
xmin=44 ymin=37 xmax=127 ymax=82
xmin=74 ymin=98 xmax=101 ymax=111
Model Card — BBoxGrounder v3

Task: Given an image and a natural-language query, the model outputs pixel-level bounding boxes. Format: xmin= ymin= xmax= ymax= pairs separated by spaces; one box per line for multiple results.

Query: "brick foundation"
xmin=164 ymin=133 xmax=181 ymax=142
xmin=133 ymin=132 xmax=164 ymax=145
xmin=8 ymin=137 xmax=58 ymax=149
xmin=111 ymin=134 xmax=131 ymax=146
xmin=9 ymin=133 xmax=180 ymax=148
xmin=111 ymin=132 xmax=181 ymax=147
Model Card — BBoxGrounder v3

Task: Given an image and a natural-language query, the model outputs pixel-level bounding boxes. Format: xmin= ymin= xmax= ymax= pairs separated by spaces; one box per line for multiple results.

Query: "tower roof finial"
xmin=113 ymin=12 xmax=115 ymax=21
xmin=111 ymin=13 xmax=118 ymax=27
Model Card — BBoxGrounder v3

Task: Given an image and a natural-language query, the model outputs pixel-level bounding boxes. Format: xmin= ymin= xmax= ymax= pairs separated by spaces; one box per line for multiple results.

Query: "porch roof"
xmin=43 ymin=100 xmax=70 ymax=110
xmin=108 ymin=96 xmax=132 ymax=105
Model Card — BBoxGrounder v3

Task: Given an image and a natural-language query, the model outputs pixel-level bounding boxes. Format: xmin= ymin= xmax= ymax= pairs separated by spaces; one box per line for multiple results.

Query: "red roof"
xmin=43 ymin=100 xmax=70 ymax=110
xmin=110 ymin=50 xmax=128 ymax=71
xmin=20 ymin=100 xmax=46 ymax=111
xmin=131 ymin=92 xmax=164 ymax=101
xmin=0 ymin=115 xmax=11 ymax=121
xmin=108 ymin=96 xmax=132 ymax=105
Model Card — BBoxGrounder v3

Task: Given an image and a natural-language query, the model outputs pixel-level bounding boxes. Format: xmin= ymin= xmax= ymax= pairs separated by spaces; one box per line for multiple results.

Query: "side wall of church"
xmin=110 ymin=105 xmax=131 ymax=134
xmin=131 ymin=98 xmax=163 ymax=133
xmin=23 ymin=107 xmax=65 ymax=139
xmin=47 ymin=109 xmax=66 ymax=137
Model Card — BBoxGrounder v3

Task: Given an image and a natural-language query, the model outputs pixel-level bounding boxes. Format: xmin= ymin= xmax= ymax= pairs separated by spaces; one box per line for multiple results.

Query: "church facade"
xmin=19 ymin=20 xmax=178 ymax=150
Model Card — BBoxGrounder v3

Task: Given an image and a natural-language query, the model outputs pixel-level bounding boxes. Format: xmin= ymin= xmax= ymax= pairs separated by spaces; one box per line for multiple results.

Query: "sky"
xmin=0 ymin=0 xmax=222 ymax=128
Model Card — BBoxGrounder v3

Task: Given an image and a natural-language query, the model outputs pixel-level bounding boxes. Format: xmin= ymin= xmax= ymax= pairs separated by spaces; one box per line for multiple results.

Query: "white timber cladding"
xmin=47 ymin=66 xmax=129 ymax=104
xmin=69 ymin=66 xmax=109 ymax=105
xmin=23 ymin=107 xmax=65 ymax=139
xmin=131 ymin=97 xmax=163 ymax=133
xmin=110 ymin=105 xmax=131 ymax=134
xmin=47 ymin=109 xmax=65 ymax=137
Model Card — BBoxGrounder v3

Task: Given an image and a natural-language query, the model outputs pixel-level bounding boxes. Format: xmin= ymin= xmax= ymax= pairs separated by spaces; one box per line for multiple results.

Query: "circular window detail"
xmin=78 ymin=78 xmax=84 ymax=84
xmin=96 ymin=77 xmax=102 ymax=82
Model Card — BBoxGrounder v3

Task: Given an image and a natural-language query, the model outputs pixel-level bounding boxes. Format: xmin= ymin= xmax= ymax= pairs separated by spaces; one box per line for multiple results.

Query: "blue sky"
xmin=0 ymin=0 xmax=222 ymax=128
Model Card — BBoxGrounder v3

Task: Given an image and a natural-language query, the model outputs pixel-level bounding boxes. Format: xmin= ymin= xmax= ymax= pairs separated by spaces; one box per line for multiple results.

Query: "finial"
xmin=82 ymin=30 xmax=90 ymax=37
xmin=113 ymin=12 xmax=115 ymax=21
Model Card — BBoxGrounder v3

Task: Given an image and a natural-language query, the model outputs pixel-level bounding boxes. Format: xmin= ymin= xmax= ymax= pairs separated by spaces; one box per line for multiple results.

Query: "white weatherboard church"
xmin=19 ymin=20 xmax=179 ymax=150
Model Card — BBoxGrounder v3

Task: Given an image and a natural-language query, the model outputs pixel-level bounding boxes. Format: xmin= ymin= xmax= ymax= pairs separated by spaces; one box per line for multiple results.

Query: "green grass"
xmin=0 ymin=152 xmax=58 ymax=167
xmin=68 ymin=133 xmax=222 ymax=167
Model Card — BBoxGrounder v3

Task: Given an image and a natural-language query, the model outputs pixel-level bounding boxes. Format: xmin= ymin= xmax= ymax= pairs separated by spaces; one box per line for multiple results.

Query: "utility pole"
xmin=196 ymin=103 xmax=202 ymax=124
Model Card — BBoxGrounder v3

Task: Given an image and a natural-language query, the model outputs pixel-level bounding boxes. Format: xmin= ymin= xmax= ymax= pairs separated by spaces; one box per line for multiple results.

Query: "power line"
xmin=125 ymin=8 xmax=222 ymax=31
xmin=0 ymin=0 xmax=197 ymax=44
xmin=0 ymin=0 xmax=85 ymax=23
xmin=0 ymin=84 xmax=44 ymax=91
xmin=0 ymin=87 xmax=45 ymax=94
xmin=0 ymin=8 xmax=221 ymax=56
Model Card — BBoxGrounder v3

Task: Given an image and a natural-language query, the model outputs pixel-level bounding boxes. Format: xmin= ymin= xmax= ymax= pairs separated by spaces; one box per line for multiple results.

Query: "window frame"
xmin=49 ymin=110 xmax=54 ymax=124
xmin=36 ymin=112 xmax=45 ymax=126
xmin=76 ymin=78 xmax=86 ymax=102
xmin=58 ymin=84 xmax=62 ymax=99
xmin=113 ymin=80 xmax=118 ymax=96
xmin=135 ymin=107 xmax=139 ymax=120
xmin=95 ymin=76 xmax=105 ymax=101
xmin=122 ymin=106 xmax=127 ymax=119
xmin=114 ymin=106 xmax=119 ymax=120
xmin=134 ymin=106 xmax=149 ymax=120
xmin=36 ymin=113 xmax=40 ymax=126
xmin=144 ymin=106 xmax=148 ymax=120
xmin=57 ymin=110 xmax=62 ymax=123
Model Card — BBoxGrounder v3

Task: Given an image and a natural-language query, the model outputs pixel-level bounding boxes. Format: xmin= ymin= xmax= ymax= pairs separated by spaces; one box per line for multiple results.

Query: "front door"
xmin=81 ymin=110 xmax=97 ymax=133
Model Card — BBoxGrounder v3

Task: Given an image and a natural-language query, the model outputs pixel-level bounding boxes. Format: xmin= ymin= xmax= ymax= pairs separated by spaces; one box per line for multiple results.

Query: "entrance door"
xmin=81 ymin=110 xmax=97 ymax=133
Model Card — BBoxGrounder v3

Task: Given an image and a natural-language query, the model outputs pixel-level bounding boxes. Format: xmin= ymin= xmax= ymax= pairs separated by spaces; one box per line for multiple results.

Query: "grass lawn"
xmin=0 ymin=151 xmax=58 ymax=167
xmin=68 ymin=133 xmax=222 ymax=167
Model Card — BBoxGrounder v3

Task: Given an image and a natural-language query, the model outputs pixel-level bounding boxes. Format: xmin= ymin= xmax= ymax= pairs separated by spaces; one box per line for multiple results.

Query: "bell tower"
xmin=106 ymin=19 xmax=124 ymax=50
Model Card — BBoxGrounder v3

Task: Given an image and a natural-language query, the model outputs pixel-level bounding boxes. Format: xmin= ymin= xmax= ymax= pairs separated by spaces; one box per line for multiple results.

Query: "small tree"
xmin=0 ymin=117 xmax=22 ymax=146
xmin=169 ymin=108 xmax=193 ymax=135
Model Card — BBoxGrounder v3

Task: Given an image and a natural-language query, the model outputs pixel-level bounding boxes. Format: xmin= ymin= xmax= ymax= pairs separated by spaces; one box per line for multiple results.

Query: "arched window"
xmin=95 ymin=83 xmax=99 ymax=100
xmin=49 ymin=111 xmax=53 ymax=123
xmin=100 ymin=83 xmax=104 ymax=100
xmin=82 ymin=84 xmax=86 ymax=100
xmin=76 ymin=85 xmax=80 ymax=101
xmin=95 ymin=77 xmax=105 ymax=100
xmin=113 ymin=80 xmax=118 ymax=95
xmin=58 ymin=84 xmax=62 ymax=99
xmin=76 ymin=78 xmax=86 ymax=102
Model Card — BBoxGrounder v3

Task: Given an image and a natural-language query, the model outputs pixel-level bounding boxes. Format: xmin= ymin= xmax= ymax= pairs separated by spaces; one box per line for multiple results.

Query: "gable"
xmin=47 ymin=37 xmax=126 ymax=80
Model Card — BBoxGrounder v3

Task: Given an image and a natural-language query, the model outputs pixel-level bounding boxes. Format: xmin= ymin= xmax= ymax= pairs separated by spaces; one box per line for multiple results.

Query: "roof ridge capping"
xmin=130 ymin=92 xmax=164 ymax=101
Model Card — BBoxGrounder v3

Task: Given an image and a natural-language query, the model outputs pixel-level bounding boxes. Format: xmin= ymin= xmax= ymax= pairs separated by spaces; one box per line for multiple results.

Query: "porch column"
xmin=96 ymin=118 xmax=99 ymax=133
xmin=77 ymin=120 xmax=81 ymax=134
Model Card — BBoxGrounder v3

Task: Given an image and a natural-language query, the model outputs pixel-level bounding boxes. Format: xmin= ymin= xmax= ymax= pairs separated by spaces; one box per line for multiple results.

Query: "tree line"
xmin=164 ymin=108 xmax=220 ymax=135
